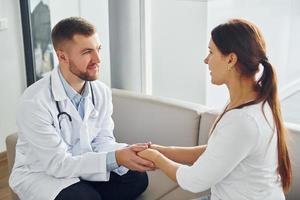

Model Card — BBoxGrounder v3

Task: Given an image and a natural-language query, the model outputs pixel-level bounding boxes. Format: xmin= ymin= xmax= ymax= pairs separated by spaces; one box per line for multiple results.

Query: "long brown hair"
xmin=210 ymin=19 xmax=292 ymax=192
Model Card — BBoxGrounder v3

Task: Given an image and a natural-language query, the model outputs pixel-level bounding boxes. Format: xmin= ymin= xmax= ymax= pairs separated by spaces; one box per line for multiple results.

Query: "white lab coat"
xmin=9 ymin=68 xmax=127 ymax=200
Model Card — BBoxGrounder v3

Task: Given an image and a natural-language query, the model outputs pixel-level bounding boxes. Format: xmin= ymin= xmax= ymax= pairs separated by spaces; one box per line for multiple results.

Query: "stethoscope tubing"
xmin=51 ymin=75 xmax=95 ymax=128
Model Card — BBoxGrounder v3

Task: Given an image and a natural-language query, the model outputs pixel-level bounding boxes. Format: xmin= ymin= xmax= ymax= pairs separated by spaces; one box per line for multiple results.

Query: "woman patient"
xmin=138 ymin=19 xmax=292 ymax=200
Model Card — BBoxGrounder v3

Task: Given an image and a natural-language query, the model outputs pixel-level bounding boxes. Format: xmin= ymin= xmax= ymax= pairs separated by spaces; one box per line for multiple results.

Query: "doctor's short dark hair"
xmin=51 ymin=17 xmax=96 ymax=50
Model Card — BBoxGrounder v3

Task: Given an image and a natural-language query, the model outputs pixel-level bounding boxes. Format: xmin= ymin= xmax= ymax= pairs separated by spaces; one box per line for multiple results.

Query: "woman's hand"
xmin=138 ymin=148 xmax=161 ymax=164
xmin=149 ymin=144 xmax=164 ymax=151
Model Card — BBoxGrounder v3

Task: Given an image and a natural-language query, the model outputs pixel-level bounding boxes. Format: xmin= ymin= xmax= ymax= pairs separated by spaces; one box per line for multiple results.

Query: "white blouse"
xmin=176 ymin=103 xmax=285 ymax=200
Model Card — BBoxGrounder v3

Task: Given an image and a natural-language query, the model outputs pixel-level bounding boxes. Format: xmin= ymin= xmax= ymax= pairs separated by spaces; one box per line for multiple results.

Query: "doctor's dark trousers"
xmin=54 ymin=170 xmax=148 ymax=200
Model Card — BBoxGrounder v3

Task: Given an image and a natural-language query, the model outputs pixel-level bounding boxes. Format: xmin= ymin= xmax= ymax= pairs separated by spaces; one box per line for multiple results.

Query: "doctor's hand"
xmin=115 ymin=143 xmax=156 ymax=172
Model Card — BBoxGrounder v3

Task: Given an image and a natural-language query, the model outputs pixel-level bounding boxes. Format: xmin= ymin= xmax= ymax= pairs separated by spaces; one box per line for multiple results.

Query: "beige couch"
xmin=5 ymin=89 xmax=300 ymax=200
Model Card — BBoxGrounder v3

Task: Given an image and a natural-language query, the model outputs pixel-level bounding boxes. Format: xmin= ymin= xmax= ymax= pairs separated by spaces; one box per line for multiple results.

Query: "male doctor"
xmin=9 ymin=17 xmax=154 ymax=200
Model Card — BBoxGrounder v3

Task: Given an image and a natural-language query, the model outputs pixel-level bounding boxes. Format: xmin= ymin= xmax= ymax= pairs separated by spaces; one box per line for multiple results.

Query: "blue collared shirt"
xmin=58 ymin=68 xmax=119 ymax=171
xmin=58 ymin=68 xmax=88 ymax=119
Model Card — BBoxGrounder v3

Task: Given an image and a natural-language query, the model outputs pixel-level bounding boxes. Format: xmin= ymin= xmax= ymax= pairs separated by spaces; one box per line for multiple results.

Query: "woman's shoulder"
xmin=217 ymin=103 xmax=264 ymax=132
xmin=219 ymin=102 xmax=273 ymax=133
xmin=210 ymin=105 xmax=262 ymax=149
xmin=225 ymin=102 xmax=269 ymax=121
xmin=223 ymin=103 xmax=259 ymax=120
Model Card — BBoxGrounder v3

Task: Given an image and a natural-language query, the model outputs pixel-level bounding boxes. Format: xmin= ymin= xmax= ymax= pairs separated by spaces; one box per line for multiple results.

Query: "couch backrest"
xmin=198 ymin=110 xmax=219 ymax=145
xmin=112 ymin=89 xmax=209 ymax=147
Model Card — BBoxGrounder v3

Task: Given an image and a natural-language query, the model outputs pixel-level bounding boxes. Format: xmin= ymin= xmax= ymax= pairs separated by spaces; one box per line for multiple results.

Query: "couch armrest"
xmin=5 ymin=133 xmax=17 ymax=174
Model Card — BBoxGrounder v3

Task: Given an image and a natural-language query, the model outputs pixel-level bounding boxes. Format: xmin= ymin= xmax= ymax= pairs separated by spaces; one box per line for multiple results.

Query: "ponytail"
xmin=258 ymin=59 xmax=292 ymax=193
xmin=257 ymin=58 xmax=272 ymax=99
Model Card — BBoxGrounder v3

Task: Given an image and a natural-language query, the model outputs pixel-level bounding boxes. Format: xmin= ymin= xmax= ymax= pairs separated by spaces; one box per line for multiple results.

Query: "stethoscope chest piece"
xmin=90 ymin=110 xmax=99 ymax=118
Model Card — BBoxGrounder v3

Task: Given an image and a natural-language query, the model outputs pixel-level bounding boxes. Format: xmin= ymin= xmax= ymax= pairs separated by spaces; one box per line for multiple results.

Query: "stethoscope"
xmin=53 ymin=79 xmax=96 ymax=129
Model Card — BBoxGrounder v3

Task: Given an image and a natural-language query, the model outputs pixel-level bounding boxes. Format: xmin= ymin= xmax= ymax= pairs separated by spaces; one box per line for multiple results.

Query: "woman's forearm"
xmin=154 ymin=153 xmax=181 ymax=182
xmin=137 ymin=148 xmax=181 ymax=182
xmin=153 ymin=145 xmax=207 ymax=165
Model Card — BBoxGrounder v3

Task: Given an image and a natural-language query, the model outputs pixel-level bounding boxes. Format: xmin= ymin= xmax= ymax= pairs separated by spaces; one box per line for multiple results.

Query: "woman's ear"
xmin=227 ymin=52 xmax=238 ymax=69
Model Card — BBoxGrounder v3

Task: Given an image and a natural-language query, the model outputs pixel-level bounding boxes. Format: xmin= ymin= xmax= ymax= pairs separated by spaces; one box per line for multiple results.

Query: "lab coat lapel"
xmin=79 ymin=98 xmax=93 ymax=153
xmin=51 ymin=68 xmax=82 ymax=122
xmin=84 ymin=99 xmax=94 ymax=122
xmin=51 ymin=68 xmax=67 ymax=102
xmin=80 ymin=83 xmax=99 ymax=153
xmin=83 ymin=82 xmax=99 ymax=122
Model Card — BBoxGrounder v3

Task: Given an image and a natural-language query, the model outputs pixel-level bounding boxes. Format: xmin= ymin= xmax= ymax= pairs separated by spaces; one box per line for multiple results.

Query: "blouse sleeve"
xmin=176 ymin=111 xmax=259 ymax=193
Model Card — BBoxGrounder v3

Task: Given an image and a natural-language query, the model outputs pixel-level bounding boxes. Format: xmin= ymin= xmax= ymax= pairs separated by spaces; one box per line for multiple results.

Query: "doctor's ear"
xmin=56 ymin=50 xmax=69 ymax=64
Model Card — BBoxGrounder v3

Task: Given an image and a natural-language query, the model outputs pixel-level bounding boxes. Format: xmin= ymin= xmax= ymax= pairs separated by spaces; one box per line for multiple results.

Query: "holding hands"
xmin=138 ymin=143 xmax=207 ymax=168
xmin=137 ymin=144 xmax=164 ymax=165
xmin=116 ymin=141 xmax=197 ymax=182
xmin=115 ymin=143 xmax=156 ymax=172
xmin=138 ymin=143 xmax=181 ymax=182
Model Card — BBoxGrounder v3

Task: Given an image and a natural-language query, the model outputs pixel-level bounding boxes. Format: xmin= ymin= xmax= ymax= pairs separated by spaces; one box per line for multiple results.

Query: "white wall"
xmin=108 ymin=0 xmax=300 ymax=113
xmin=109 ymin=0 xmax=208 ymax=104
xmin=206 ymin=0 xmax=300 ymax=109
xmin=151 ymin=0 xmax=208 ymax=104
xmin=109 ymin=0 xmax=143 ymax=92
xmin=80 ymin=0 xmax=111 ymax=85
xmin=0 ymin=0 xmax=26 ymax=152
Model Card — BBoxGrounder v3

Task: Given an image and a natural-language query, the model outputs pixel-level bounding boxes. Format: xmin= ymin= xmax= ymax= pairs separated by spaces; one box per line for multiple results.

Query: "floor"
xmin=0 ymin=153 xmax=12 ymax=200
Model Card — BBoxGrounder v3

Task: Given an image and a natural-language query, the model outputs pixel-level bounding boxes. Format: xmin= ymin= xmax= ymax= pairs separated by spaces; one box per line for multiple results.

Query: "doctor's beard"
xmin=69 ymin=60 xmax=99 ymax=81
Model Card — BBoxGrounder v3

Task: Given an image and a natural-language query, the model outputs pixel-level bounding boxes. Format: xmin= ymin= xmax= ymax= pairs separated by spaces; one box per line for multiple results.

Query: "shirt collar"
xmin=57 ymin=67 xmax=90 ymax=101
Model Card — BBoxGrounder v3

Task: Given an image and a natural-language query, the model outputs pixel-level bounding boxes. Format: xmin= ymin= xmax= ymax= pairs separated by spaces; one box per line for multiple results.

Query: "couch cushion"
xmin=138 ymin=171 xmax=178 ymax=200
xmin=159 ymin=186 xmax=210 ymax=200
